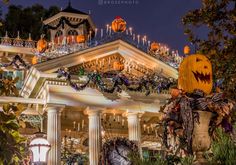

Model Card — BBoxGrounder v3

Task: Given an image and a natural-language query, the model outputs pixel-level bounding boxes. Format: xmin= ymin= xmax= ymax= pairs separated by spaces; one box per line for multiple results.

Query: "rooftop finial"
xmin=68 ymin=0 xmax=71 ymax=7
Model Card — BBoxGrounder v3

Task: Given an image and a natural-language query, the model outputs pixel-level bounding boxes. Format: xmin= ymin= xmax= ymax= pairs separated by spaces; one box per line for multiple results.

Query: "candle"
xmin=137 ymin=35 xmax=140 ymax=44
xmin=78 ymin=122 xmax=80 ymax=131
xmin=122 ymin=119 xmax=125 ymax=126
xmin=82 ymin=120 xmax=84 ymax=129
xmin=142 ymin=37 xmax=145 ymax=45
xmin=109 ymin=26 xmax=112 ymax=35
xmin=129 ymin=27 xmax=133 ymax=35
xmin=95 ymin=28 xmax=98 ymax=37
xmin=89 ymin=31 xmax=92 ymax=42
xmin=106 ymin=24 xmax=109 ymax=34
xmin=126 ymin=29 xmax=128 ymax=35
xmin=147 ymin=126 xmax=150 ymax=134
xmin=148 ymin=40 xmax=151 ymax=47
xmin=101 ymin=28 xmax=103 ymax=38
xmin=133 ymin=34 xmax=135 ymax=41
xmin=113 ymin=113 xmax=116 ymax=121
xmin=73 ymin=121 xmax=76 ymax=129
xmin=117 ymin=115 xmax=120 ymax=123
xmin=143 ymin=124 xmax=146 ymax=131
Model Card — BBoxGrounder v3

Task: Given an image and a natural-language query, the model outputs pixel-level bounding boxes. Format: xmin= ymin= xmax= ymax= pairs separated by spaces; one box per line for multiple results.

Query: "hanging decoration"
xmin=161 ymin=89 xmax=234 ymax=155
xmin=178 ymin=54 xmax=213 ymax=95
xmin=43 ymin=17 xmax=90 ymax=31
xmin=57 ymin=68 xmax=175 ymax=96
xmin=111 ymin=16 xmax=127 ymax=33
xmin=0 ymin=54 xmax=31 ymax=70
xmin=101 ymin=138 xmax=138 ymax=165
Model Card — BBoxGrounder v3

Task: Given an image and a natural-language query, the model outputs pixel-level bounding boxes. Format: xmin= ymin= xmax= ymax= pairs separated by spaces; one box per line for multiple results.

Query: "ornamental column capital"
xmin=84 ymin=106 xmax=103 ymax=116
xmin=45 ymin=104 xmax=65 ymax=112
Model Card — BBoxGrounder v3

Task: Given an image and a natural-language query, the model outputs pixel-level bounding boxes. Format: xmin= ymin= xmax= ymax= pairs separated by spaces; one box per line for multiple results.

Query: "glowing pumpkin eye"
xmin=196 ymin=58 xmax=202 ymax=62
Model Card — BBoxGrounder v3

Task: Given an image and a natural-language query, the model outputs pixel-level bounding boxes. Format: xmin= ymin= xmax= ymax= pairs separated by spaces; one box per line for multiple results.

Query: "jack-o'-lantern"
xmin=36 ymin=38 xmax=47 ymax=53
xmin=150 ymin=42 xmax=160 ymax=52
xmin=184 ymin=45 xmax=191 ymax=55
xmin=32 ymin=56 xmax=38 ymax=65
xmin=111 ymin=16 xmax=127 ymax=33
xmin=76 ymin=35 xmax=86 ymax=43
xmin=178 ymin=54 xmax=212 ymax=94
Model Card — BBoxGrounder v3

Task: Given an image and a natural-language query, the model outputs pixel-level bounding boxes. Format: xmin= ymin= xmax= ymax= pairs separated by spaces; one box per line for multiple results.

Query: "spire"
xmin=68 ymin=0 xmax=71 ymax=7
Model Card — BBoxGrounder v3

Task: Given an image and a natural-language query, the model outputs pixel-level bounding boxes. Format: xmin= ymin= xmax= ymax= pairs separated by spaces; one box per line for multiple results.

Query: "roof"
xmin=61 ymin=1 xmax=88 ymax=15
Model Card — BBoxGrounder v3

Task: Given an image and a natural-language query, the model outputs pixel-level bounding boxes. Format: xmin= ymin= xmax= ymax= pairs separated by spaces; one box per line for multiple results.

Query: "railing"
xmin=39 ymin=32 xmax=183 ymax=69
xmin=0 ymin=37 xmax=37 ymax=48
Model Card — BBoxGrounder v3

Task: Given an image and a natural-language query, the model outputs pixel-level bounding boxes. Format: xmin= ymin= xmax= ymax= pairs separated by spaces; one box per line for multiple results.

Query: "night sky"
xmin=1 ymin=0 xmax=202 ymax=54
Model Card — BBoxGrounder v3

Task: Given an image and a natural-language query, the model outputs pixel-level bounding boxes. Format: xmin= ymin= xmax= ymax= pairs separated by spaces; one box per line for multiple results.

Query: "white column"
xmin=46 ymin=104 xmax=64 ymax=165
xmin=127 ymin=112 xmax=141 ymax=142
xmin=87 ymin=110 xmax=101 ymax=165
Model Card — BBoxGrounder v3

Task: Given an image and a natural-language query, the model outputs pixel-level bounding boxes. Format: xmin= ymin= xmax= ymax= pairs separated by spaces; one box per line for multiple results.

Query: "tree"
xmin=4 ymin=4 xmax=60 ymax=40
xmin=182 ymin=0 xmax=236 ymax=99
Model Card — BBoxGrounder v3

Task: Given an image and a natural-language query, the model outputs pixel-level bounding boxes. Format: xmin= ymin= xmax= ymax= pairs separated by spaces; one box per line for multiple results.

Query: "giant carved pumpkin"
xmin=36 ymin=38 xmax=47 ymax=53
xmin=111 ymin=16 xmax=127 ymax=33
xmin=178 ymin=54 xmax=213 ymax=94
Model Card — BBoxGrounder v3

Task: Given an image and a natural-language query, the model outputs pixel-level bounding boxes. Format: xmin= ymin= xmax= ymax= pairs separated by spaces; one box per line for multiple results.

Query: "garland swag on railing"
xmin=57 ymin=68 xmax=175 ymax=96
xmin=0 ymin=54 xmax=31 ymax=69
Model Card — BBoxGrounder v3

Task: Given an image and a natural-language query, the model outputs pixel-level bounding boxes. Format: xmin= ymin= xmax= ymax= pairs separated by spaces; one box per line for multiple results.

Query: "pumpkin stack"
xmin=178 ymin=54 xmax=213 ymax=95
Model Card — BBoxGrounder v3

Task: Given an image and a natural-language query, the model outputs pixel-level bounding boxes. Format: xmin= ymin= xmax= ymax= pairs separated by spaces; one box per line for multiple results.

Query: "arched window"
xmin=67 ymin=30 xmax=78 ymax=36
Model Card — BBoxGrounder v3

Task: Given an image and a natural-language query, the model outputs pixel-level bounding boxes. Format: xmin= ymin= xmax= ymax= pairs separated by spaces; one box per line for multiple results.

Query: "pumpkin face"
xmin=36 ymin=38 xmax=47 ymax=53
xmin=112 ymin=16 xmax=127 ymax=33
xmin=76 ymin=35 xmax=86 ymax=43
xmin=178 ymin=54 xmax=213 ymax=94
xmin=150 ymin=42 xmax=160 ymax=52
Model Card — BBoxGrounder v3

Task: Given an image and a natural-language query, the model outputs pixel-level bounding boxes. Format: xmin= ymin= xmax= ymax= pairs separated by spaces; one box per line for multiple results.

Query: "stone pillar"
xmin=127 ymin=112 xmax=141 ymax=142
xmin=46 ymin=104 xmax=64 ymax=165
xmin=87 ymin=109 xmax=101 ymax=165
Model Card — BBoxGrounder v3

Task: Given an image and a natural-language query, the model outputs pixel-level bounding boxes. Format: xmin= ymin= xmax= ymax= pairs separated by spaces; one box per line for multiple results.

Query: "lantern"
xmin=183 ymin=45 xmax=191 ymax=55
xmin=150 ymin=42 xmax=160 ymax=52
xmin=178 ymin=54 xmax=213 ymax=94
xmin=111 ymin=16 xmax=127 ymax=33
xmin=36 ymin=38 xmax=47 ymax=53
xmin=29 ymin=132 xmax=51 ymax=164
xmin=76 ymin=35 xmax=86 ymax=43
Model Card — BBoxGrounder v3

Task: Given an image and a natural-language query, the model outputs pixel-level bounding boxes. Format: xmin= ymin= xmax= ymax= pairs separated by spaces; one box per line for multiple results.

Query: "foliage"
xmin=129 ymin=152 xmax=194 ymax=165
xmin=2 ymin=4 xmax=60 ymax=40
xmin=0 ymin=75 xmax=19 ymax=96
xmin=0 ymin=104 xmax=26 ymax=165
xmin=205 ymin=127 xmax=236 ymax=165
xmin=182 ymin=0 xmax=236 ymax=99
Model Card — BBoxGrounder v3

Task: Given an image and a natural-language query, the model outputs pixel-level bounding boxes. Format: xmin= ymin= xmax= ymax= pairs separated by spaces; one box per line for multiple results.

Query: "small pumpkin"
xmin=32 ymin=56 xmax=38 ymax=65
xmin=111 ymin=16 xmax=127 ymax=33
xmin=36 ymin=38 xmax=47 ymax=53
xmin=178 ymin=54 xmax=213 ymax=94
xmin=76 ymin=34 xmax=86 ymax=43
xmin=170 ymin=87 xmax=180 ymax=98
xmin=150 ymin=42 xmax=160 ymax=52
xmin=183 ymin=45 xmax=191 ymax=55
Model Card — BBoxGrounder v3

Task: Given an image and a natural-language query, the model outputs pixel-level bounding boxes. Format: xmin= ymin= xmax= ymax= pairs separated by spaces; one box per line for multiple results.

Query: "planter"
xmin=192 ymin=110 xmax=212 ymax=164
